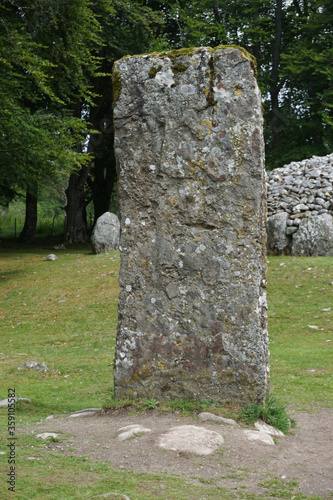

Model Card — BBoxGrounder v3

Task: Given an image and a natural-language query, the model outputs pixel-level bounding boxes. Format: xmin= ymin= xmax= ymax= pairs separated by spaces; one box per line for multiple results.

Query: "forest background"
xmin=0 ymin=0 xmax=332 ymax=243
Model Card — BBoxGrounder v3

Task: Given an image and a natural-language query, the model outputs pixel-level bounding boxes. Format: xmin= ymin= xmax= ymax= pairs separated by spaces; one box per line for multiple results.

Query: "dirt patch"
xmin=28 ymin=407 xmax=333 ymax=498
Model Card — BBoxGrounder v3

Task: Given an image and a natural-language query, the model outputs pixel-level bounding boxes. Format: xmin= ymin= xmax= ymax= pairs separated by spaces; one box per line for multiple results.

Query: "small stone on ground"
xmin=158 ymin=425 xmax=224 ymax=455
xmin=0 ymin=397 xmax=31 ymax=406
xmin=36 ymin=433 xmax=60 ymax=439
xmin=254 ymin=421 xmax=284 ymax=436
xmin=45 ymin=254 xmax=58 ymax=261
xmin=116 ymin=424 xmax=151 ymax=441
xmin=244 ymin=430 xmax=275 ymax=445
xmin=17 ymin=360 xmax=51 ymax=372
xmin=198 ymin=412 xmax=237 ymax=425
xmin=68 ymin=408 xmax=101 ymax=418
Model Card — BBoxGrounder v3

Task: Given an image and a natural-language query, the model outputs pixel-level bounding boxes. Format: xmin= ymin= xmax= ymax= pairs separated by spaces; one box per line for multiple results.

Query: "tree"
xmin=0 ymin=0 xmax=108 ymax=241
xmin=2 ymin=0 xmax=331 ymax=241
xmin=277 ymin=0 xmax=333 ymax=165
xmin=81 ymin=0 xmax=164 ymax=229
xmin=0 ymin=3 xmax=91 ymax=183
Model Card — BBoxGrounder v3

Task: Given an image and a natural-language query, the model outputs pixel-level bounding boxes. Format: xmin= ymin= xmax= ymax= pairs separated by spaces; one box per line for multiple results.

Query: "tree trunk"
xmin=88 ymin=85 xmax=117 ymax=223
xmin=91 ymin=147 xmax=117 ymax=222
xmin=92 ymin=166 xmax=116 ymax=222
xmin=19 ymin=189 xmax=38 ymax=242
xmin=64 ymin=164 xmax=90 ymax=243
xmin=270 ymin=0 xmax=283 ymax=151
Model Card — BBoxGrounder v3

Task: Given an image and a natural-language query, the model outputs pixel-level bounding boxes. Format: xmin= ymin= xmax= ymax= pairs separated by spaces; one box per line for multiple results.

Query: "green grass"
xmin=267 ymin=256 xmax=333 ymax=409
xmin=241 ymin=395 xmax=295 ymax=433
xmin=0 ymin=244 xmax=119 ymax=421
xmin=0 ymin=246 xmax=332 ymax=499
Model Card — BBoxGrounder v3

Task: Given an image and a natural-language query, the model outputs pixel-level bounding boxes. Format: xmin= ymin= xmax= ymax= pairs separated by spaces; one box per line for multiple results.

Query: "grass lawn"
xmin=0 ymin=243 xmax=332 ymax=499
xmin=267 ymin=256 xmax=332 ymax=409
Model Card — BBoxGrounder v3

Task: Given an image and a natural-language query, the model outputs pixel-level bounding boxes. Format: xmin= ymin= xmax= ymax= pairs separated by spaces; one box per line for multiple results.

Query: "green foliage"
xmin=264 ymin=0 xmax=333 ymax=168
xmin=143 ymin=398 xmax=160 ymax=409
xmin=240 ymin=402 xmax=262 ymax=424
xmin=281 ymin=0 xmax=333 ymax=156
xmin=241 ymin=395 xmax=293 ymax=433
xmin=0 ymin=0 xmax=110 ymax=203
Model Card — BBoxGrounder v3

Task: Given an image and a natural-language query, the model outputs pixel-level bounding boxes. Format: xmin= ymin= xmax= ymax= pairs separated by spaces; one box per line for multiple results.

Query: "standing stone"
xmin=113 ymin=46 xmax=269 ymax=404
xmin=91 ymin=212 xmax=120 ymax=254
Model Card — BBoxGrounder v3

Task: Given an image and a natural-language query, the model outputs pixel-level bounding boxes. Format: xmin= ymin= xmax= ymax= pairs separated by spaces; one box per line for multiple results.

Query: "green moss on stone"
xmin=171 ymin=63 xmax=189 ymax=75
xmin=112 ymin=70 xmax=122 ymax=106
xmin=155 ymin=45 xmax=257 ymax=77
xmin=156 ymin=47 xmax=203 ymax=59
xmin=213 ymin=45 xmax=258 ymax=77
xmin=114 ymin=44 xmax=258 ymax=79
xmin=148 ymin=65 xmax=163 ymax=78
xmin=206 ymin=56 xmax=217 ymax=108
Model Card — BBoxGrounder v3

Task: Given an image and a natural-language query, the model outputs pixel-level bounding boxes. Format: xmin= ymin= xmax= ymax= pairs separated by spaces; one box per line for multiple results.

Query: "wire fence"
xmin=0 ymin=213 xmax=95 ymax=240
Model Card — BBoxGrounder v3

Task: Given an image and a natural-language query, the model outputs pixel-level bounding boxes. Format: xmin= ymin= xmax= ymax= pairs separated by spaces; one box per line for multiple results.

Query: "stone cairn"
xmin=267 ymin=153 xmax=333 ymax=255
xmin=113 ymin=46 xmax=269 ymax=404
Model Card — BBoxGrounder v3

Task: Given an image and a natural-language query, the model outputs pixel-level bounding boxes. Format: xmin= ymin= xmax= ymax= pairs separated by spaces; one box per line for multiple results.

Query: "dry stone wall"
xmin=113 ymin=46 xmax=269 ymax=404
xmin=267 ymin=154 xmax=333 ymax=255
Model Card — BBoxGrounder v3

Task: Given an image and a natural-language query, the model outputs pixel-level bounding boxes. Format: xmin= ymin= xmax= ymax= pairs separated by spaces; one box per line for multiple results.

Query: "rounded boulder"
xmin=91 ymin=212 xmax=120 ymax=254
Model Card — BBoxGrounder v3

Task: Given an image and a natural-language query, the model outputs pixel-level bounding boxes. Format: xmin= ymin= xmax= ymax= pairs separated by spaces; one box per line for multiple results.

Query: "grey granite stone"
xmin=91 ymin=212 xmax=120 ymax=254
xmin=113 ymin=46 xmax=268 ymax=404
xmin=291 ymin=214 xmax=333 ymax=256
xmin=158 ymin=425 xmax=224 ymax=455
xmin=266 ymin=212 xmax=291 ymax=255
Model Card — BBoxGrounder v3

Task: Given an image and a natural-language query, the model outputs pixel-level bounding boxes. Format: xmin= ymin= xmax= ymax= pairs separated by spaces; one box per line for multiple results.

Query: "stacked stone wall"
xmin=267 ymin=154 xmax=333 ymax=255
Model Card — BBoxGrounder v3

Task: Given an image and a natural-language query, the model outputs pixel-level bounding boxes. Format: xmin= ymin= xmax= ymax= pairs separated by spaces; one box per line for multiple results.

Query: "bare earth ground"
xmin=28 ymin=407 xmax=333 ymax=499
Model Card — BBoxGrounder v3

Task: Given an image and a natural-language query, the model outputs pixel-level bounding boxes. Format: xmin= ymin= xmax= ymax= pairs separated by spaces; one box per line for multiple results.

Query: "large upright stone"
xmin=113 ymin=46 xmax=269 ymax=404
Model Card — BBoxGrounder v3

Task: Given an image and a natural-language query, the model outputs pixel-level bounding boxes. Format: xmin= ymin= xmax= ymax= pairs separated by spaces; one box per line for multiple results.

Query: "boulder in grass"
xmin=0 ymin=397 xmax=31 ymax=407
xmin=17 ymin=361 xmax=51 ymax=372
xmin=266 ymin=212 xmax=291 ymax=255
xmin=291 ymin=214 xmax=333 ymax=256
xmin=91 ymin=212 xmax=120 ymax=254
xmin=45 ymin=254 xmax=58 ymax=261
